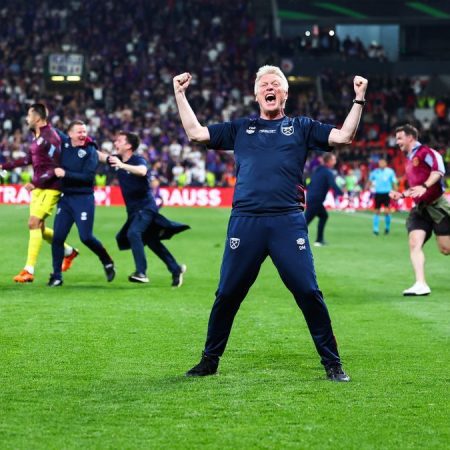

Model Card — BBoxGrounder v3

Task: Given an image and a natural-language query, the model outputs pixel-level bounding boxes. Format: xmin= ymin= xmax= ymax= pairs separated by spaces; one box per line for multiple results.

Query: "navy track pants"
xmin=305 ymin=200 xmax=329 ymax=243
xmin=52 ymin=194 xmax=112 ymax=276
xmin=126 ymin=208 xmax=180 ymax=275
xmin=204 ymin=212 xmax=341 ymax=367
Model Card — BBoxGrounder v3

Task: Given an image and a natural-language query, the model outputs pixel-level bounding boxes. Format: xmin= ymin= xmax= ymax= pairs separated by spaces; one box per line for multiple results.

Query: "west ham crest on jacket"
xmin=281 ymin=125 xmax=294 ymax=136
xmin=229 ymin=237 xmax=240 ymax=249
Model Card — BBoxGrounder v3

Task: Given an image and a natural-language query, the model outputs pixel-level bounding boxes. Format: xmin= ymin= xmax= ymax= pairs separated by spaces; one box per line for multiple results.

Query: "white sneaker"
xmin=402 ymin=282 xmax=431 ymax=296
xmin=172 ymin=264 xmax=187 ymax=287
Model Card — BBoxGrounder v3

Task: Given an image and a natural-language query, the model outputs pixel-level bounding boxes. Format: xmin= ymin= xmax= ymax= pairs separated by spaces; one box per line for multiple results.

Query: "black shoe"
xmin=373 ymin=231 xmax=379 ymax=236
xmin=172 ymin=264 xmax=187 ymax=287
xmin=128 ymin=272 xmax=149 ymax=283
xmin=104 ymin=263 xmax=116 ymax=282
xmin=384 ymin=229 xmax=390 ymax=235
xmin=47 ymin=273 xmax=63 ymax=287
xmin=185 ymin=353 xmax=219 ymax=377
xmin=326 ymin=364 xmax=350 ymax=382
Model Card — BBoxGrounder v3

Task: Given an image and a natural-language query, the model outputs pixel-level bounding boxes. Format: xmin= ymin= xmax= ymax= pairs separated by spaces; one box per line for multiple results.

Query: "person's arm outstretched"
xmin=328 ymin=76 xmax=368 ymax=146
xmin=173 ymin=72 xmax=210 ymax=144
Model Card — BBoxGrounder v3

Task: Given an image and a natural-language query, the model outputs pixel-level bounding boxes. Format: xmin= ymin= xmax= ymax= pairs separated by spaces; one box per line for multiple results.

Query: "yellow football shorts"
xmin=29 ymin=188 xmax=61 ymax=219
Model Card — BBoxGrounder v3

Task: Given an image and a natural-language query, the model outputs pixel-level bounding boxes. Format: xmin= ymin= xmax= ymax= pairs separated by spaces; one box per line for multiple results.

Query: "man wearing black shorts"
xmin=390 ymin=124 xmax=450 ymax=296
xmin=368 ymin=159 xmax=397 ymax=235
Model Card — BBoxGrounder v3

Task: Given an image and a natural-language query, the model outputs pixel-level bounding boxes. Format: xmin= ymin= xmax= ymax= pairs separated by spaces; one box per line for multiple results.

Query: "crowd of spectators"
xmin=274 ymin=30 xmax=387 ymax=62
xmin=0 ymin=0 xmax=449 ymax=192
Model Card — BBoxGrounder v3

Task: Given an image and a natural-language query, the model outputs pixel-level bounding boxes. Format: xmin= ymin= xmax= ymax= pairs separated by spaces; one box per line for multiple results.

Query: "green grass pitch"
xmin=0 ymin=204 xmax=448 ymax=449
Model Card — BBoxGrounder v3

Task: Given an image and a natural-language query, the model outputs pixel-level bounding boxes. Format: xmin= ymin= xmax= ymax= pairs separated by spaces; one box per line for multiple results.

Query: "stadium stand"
xmin=0 ymin=0 xmax=449 ymax=191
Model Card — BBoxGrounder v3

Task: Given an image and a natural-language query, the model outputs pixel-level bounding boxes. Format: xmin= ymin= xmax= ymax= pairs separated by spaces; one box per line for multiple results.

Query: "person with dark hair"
xmin=0 ymin=103 xmax=77 ymax=283
xmin=48 ymin=121 xmax=115 ymax=286
xmin=98 ymin=132 xmax=189 ymax=286
xmin=305 ymin=153 xmax=343 ymax=246
xmin=390 ymin=124 xmax=450 ymax=296
xmin=368 ymin=158 xmax=397 ymax=235
xmin=174 ymin=66 xmax=368 ymax=382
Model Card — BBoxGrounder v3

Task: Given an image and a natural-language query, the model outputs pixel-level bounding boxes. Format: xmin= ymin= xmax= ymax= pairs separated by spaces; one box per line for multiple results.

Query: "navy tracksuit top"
xmin=208 ymin=116 xmax=334 ymax=215
xmin=116 ymin=154 xmax=157 ymax=213
xmin=307 ymin=165 xmax=343 ymax=204
xmin=57 ymin=132 xmax=98 ymax=194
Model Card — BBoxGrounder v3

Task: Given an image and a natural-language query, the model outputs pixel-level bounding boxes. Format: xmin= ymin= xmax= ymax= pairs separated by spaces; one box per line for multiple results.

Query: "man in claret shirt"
xmin=0 ymin=104 xmax=77 ymax=283
xmin=390 ymin=124 xmax=450 ymax=296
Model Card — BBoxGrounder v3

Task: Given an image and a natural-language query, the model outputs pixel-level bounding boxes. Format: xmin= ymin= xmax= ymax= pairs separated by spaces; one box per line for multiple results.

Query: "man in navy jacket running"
xmin=49 ymin=120 xmax=115 ymax=286
xmin=98 ymin=131 xmax=188 ymax=286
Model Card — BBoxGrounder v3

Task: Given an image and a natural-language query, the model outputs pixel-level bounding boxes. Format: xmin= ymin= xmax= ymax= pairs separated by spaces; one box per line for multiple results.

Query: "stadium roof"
xmin=277 ymin=0 xmax=450 ymax=22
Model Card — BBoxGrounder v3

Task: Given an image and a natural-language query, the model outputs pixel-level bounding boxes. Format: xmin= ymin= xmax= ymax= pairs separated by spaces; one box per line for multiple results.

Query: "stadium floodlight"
xmin=51 ymin=75 xmax=65 ymax=82
xmin=66 ymin=75 xmax=81 ymax=82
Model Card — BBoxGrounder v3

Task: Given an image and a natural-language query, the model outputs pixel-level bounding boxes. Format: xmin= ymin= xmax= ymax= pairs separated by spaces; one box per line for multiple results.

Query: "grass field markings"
xmin=1 ymin=206 xmax=449 ymax=448
xmin=333 ymin=210 xmax=406 ymax=224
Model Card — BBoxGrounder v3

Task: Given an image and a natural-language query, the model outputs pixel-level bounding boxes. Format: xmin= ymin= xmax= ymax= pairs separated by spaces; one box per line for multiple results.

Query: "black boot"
xmin=325 ymin=364 xmax=350 ymax=382
xmin=185 ymin=352 xmax=219 ymax=377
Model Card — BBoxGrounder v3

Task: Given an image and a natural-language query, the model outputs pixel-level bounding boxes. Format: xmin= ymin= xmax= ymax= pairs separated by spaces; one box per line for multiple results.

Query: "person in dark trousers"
xmin=368 ymin=158 xmax=397 ymax=235
xmin=174 ymin=65 xmax=368 ymax=382
xmin=49 ymin=120 xmax=115 ymax=286
xmin=305 ymin=153 xmax=343 ymax=246
xmin=98 ymin=131 xmax=189 ymax=286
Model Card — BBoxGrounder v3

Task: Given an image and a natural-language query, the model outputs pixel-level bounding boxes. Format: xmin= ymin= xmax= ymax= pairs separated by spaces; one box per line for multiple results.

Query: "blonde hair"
xmin=254 ymin=65 xmax=289 ymax=95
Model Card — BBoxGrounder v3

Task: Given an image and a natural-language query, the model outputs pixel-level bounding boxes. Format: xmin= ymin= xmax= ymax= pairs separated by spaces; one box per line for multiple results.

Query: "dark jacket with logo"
xmin=57 ymin=131 xmax=98 ymax=195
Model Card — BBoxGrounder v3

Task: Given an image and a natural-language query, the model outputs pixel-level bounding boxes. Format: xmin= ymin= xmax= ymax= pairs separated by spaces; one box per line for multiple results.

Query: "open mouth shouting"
xmin=265 ymin=93 xmax=276 ymax=106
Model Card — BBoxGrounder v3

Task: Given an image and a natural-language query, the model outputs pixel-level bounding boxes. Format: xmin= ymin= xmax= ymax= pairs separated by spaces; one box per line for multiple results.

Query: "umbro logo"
xmin=230 ymin=237 xmax=240 ymax=249
xmin=296 ymin=237 xmax=306 ymax=250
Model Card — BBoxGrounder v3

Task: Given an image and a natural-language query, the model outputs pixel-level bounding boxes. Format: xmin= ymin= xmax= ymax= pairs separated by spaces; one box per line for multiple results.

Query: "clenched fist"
xmin=173 ymin=72 xmax=192 ymax=94
xmin=353 ymin=75 xmax=368 ymax=99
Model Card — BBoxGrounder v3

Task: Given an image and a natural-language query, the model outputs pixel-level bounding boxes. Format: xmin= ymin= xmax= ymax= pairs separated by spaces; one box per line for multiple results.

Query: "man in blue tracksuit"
xmin=49 ymin=120 xmax=115 ymax=286
xmin=305 ymin=153 xmax=343 ymax=246
xmin=98 ymin=131 xmax=189 ymax=286
xmin=174 ymin=65 xmax=368 ymax=382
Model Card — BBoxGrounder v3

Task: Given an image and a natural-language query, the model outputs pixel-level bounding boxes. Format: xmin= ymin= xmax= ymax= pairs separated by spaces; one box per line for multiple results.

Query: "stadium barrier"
xmin=1 ymin=184 xmax=449 ymax=210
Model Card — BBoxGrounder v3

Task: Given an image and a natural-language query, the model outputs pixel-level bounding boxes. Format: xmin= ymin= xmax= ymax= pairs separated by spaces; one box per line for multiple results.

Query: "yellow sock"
xmin=25 ymin=228 xmax=44 ymax=269
xmin=42 ymin=227 xmax=53 ymax=244
xmin=42 ymin=227 xmax=73 ymax=256
xmin=42 ymin=227 xmax=53 ymax=243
